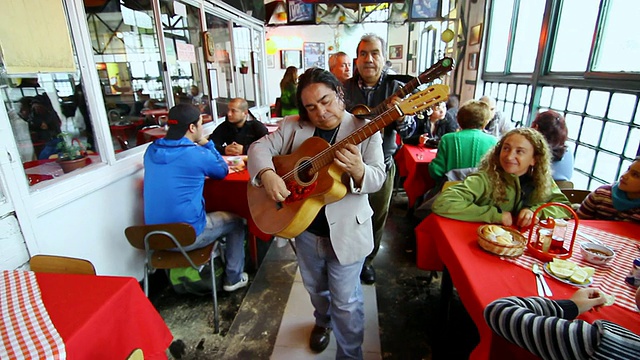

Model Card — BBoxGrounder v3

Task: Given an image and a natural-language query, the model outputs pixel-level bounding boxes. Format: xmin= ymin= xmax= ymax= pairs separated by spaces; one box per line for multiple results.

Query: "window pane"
xmin=550 ymin=87 xmax=569 ymax=110
xmin=565 ymin=113 xmax=582 ymax=141
xmin=550 ymin=0 xmax=599 ymax=72
xmin=510 ymin=0 xmax=545 ymax=73
xmin=607 ymin=93 xmax=635 ymax=122
xmin=601 ymin=121 xmax=627 ymax=154
xmin=485 ymin=0 xmax=514 ymax=72
xmin=585 ymin=90 xmax=608 ymax=117
xmin=539 ymin=86 xmax=553 ymax=107
xmin=593 ymin=0 xmax=640 ymax=72
xmin=567 ymin=89 xmax=588 ymax=113
xmin=625 ymin=127 xmax=640 ymax=158
xmin=593 ymin=151 xmax=620 ymax=183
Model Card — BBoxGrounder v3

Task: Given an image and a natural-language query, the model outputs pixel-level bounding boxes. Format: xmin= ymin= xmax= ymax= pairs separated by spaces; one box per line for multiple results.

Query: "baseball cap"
xmin=165 ymin=103 xmax=201 ymax=140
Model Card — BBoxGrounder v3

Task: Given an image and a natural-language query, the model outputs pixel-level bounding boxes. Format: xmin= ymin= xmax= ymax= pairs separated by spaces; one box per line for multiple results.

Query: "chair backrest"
xmin=124 ymin=223 xmax=197 ymax=251
xmin=30 ymin=255 xmax=96 ymax=275
xmin=561 ymin=189 xmax=590 ymax=205
xmin=117 ymin=136 xmax=129 ymax=150
xmin=555 ymin=180 xmax=574 ymax=190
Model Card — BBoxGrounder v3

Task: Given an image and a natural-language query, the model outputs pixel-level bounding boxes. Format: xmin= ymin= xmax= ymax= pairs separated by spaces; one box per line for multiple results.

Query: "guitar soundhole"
xmin=284 ymin=158 xmax=318 ymax=204
xmin=294 ymin=159 xmax=317 ymax=185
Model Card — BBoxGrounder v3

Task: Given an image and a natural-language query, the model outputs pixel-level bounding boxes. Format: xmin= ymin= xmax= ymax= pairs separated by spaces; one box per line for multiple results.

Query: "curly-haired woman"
xmin=531 ymin=110 xmax=573 ymax=181
xmin=432 ymin=128 xmax=572 ymax=227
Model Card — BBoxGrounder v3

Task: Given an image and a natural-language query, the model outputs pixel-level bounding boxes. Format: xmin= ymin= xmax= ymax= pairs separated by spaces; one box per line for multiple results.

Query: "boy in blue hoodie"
xmin=143 ymin=104 xmax=248 ymax=292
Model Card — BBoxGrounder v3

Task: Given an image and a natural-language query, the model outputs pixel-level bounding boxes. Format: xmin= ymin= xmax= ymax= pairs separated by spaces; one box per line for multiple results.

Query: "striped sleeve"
xmin=577 ymin=185 xmax=613 ymax=220
xmin=484 ymin=296 xmax=598 ymax=360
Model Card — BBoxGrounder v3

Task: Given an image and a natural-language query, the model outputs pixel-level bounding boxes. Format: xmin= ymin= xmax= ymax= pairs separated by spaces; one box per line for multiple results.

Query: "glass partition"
xmin=205 ymin=12 xmax=234 ymax=118
xmin=84 ymin=0 xmax=168 ymax=151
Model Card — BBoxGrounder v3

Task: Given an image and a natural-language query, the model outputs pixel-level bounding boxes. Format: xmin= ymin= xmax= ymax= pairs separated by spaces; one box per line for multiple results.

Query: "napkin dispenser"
xmin=526 ymin=202 xmax=579 ymax=262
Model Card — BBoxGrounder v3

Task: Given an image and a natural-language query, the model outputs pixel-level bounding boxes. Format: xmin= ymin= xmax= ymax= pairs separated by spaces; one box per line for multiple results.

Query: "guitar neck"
xmin=367 ymin=57 xmax=454 ymax=117
xmin=311 ymin=107 xmax=401 ymax=172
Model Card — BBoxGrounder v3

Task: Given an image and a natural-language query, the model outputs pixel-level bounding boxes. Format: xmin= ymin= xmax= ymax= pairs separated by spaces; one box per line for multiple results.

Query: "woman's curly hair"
xmin=479 ymin=127 xmax=553 ymax=204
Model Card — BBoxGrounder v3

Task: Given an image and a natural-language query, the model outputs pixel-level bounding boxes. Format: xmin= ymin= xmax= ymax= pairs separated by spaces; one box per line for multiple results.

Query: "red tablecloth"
xmin=37 ymin=272 xmax=172 ymax=360
xmin=415 ymin=215 xmax=640 ymax=359
xmin=394 ymin=144 xmax=437 ymax=207
xmin=203 ymin=169 xmax=271 ymax=268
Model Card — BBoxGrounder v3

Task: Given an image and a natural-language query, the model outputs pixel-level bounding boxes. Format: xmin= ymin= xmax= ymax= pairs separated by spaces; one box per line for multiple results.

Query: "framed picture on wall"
xmin=266 ymin=54 xmax=275 ymax=69
xmin=281 ymin=50 xmax=302 ymax=69
xmin=468 ymin=52 xmax=479 ymax=70
xmin=390 ymin=61 xmax=403 ymax=74
xmin=469 ymin=23 xmax=483 ymax=46
xmin=389 ymin=45 xmax=403 ymax=60
xmin=303 ymin=42 xmax=326 ymax=69
xmin=287 ymin=0 xmax=315 ymax=24
xmin=410 ymin=0 xmax=441 ymax=20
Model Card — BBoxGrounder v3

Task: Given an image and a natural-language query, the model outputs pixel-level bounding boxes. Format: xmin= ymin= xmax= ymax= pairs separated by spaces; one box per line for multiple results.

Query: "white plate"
xmin=543 ymin=262 xmax=593 ymax=288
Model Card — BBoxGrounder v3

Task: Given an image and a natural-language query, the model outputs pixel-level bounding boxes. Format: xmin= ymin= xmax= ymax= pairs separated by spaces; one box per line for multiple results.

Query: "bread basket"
xmin=477 ymin=225 xmax=526 ymax=257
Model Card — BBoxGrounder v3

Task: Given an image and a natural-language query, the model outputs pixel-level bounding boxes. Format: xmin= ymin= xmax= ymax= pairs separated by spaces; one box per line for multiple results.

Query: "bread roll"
xmin=495 ymin=234 xmax=514 ymax=245
xmin=480 ymin=225 xmax=506 ymax=238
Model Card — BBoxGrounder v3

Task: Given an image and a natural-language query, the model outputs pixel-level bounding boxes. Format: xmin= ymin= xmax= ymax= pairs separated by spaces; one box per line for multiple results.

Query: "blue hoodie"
xmin=143 ymin=137 xmax=228 ymax=235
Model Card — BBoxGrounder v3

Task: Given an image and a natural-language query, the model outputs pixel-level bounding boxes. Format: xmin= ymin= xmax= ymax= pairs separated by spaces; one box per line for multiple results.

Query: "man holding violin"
xmin=343 ymin=34 xmax=416 ymax=284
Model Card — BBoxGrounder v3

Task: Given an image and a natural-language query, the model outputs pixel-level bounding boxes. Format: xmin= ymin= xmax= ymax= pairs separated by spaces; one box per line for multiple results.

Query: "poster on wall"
xmin=288 ymin=0 xmax=315 ymax=24
xmin=410 ymin=0 xmax=441 ymax=20
xmin=303 ymin=42 xmax=326 ymax=70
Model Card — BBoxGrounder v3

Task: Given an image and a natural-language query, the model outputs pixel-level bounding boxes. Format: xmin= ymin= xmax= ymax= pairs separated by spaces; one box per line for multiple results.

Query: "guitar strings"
xmin=278 ymin=87 xmax=440 ymax=182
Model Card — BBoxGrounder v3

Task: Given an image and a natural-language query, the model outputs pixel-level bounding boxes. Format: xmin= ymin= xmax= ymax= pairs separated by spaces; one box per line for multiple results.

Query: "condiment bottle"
xmin=536 ymin=218 xmax=555 ymax=253
xmin=551 ymin=219 xmax=568 ymax=251
xmin=624 ymin=258 xmax=640 ymax=287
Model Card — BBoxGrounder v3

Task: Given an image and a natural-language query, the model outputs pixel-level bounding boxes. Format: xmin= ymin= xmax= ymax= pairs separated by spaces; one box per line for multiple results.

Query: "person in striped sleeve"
xmin=578 ymin=156 xmax=640 ymax=222
xmin=484 ymin=288 xmax=640 ymax=359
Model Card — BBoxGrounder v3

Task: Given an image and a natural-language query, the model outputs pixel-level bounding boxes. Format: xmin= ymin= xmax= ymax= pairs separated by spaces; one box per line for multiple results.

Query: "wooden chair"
xmin=124 ymin=223 xmax=223 ymax=333
xmin=30 ymin=255 xmax=96 ymax=275
xmin=555 ymin=180 xmax=574 ymax=190
xmin=561 ymin=189 xmax=591 ymax=209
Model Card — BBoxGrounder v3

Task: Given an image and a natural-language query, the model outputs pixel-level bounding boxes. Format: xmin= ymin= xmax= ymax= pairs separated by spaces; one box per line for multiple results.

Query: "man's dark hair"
xmin=296 ymin=67 xmax=344 ymax=123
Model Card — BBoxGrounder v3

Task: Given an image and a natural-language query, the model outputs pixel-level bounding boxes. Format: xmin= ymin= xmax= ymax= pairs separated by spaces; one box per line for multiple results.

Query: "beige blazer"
xmin=248 ymin=111 xmax=385 ymax=264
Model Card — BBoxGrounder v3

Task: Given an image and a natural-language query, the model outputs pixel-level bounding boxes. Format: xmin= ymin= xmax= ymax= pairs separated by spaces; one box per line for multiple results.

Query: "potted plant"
xmin=239 ymin=61 xmax=249 ymax=74
xmin=56 ymin=133 xmax=89 ymax=173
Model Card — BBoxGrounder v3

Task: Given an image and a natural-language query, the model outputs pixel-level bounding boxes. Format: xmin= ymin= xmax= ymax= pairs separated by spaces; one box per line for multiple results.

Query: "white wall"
xmin=264 ymin=23 xmax=388 ymax=106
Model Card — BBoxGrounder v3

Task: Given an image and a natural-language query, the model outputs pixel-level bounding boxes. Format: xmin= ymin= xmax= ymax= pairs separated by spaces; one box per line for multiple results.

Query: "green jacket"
xmin=432 ymin=171 xmax=572 ymax=223
xmin=428 ymin=129 xmax=497 ymax=182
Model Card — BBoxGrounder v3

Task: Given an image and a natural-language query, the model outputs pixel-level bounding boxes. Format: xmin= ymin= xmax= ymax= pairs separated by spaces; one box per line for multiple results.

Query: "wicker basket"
xmin=477 ymin=225 xmax=526 ymax=257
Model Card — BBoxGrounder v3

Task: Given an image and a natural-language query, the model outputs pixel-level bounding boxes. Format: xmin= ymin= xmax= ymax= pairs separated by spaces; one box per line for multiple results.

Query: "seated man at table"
xmin=432 ymin=128 xmax=572 ymax=227
xmin=577 ymin=156 xmax=640 ymax=222
xmin=143 ymin=103 xmax=248 ymax=292
xmin=209 ymin=98 xmax=268 ymax=156
xmin=404 ymin=101 xmax=458 ymax=147
xmin=484 ymin=288 xmax=640 ymax=359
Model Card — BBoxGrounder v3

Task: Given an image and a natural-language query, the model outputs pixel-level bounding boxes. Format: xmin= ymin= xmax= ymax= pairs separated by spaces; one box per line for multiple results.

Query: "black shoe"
xmin=360 ymin=263 xmax=376 ymax=284
xmin=309 ymin=325 xmax=331 ymax=353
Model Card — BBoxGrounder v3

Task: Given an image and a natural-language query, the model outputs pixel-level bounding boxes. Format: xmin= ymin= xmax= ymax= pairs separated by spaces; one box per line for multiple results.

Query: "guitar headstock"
xmin=397 ymin=85 xmax=450 ymax=115
xmin=416 ymin=57 xmax=455 ymax=85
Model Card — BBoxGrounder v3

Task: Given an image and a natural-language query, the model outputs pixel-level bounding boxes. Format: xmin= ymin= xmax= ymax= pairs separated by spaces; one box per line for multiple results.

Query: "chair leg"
xmin=210 ymin=243 xmax=220 ymax=334
xmin=143 ymin=265 xmax=149 ymax=297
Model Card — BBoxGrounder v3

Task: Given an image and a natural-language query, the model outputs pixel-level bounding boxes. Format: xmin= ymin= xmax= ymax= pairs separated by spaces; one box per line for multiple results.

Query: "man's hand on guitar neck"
xmin=335 ymin=144 xmax=365 ymax=187
xmin=385 ymin=95 xmax=410 ymax=123
xmin=260 ymin=169 xmax=291 ymax=202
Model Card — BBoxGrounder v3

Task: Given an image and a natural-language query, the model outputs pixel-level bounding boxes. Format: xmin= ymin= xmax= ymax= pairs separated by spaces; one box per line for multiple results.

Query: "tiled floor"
xmin=151 ymin=192 xmax=480 ymax=359
xmin=271 ymin=270 xmax=381 ymax=359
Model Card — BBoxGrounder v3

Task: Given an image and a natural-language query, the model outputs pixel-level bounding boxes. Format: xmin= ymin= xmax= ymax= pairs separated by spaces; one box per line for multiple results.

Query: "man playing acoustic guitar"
xmin=248 ymin=68 xmax=386 ymax=357
xmin=343 ymin=34 xmax=417 ymax=284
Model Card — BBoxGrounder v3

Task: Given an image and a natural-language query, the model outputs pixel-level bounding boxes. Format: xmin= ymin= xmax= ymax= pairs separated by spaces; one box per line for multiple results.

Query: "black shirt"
xmin=208 ymin=118 xmax=268 ymax=155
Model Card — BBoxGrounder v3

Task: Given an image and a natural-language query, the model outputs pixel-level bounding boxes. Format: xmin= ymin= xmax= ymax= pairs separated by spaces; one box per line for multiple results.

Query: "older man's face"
xmin=331 ymin=55 xmax=351 ymax=83
xmin=356 ymin=39 xmax=385 ymax=86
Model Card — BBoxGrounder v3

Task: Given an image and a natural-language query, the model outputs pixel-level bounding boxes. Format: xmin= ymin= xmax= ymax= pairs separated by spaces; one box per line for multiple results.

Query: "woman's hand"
xmin=501 ymin=212 xmax=513 ymax=227
xmin=516 ymin=208 xmax=536 ymax=228
xmin=570 ymin=288 xmax=606 ymax=314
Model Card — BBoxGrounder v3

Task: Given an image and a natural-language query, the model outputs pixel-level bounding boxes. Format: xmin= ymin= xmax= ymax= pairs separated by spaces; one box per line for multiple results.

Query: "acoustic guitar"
xmin=351 ymin=56 xmax=455 ymax=118
xmin=247 ymin=84 xmax=450 ymax=239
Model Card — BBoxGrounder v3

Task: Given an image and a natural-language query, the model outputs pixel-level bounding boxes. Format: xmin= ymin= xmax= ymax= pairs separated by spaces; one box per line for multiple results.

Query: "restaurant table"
xmin=23 ymin=156 xmax=101 ymax=186
xmin=137 ymin=126 xmax=167 ymax=145
xmin=394 ymin=144 xmax=437 ymax=207
xmin=1 ymin=271 xmax=172 ymax=360
xmin=415 ymin=214 xmax=640 ymax=359
xmin=203 ymin=167 xmax=271 ymax=269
